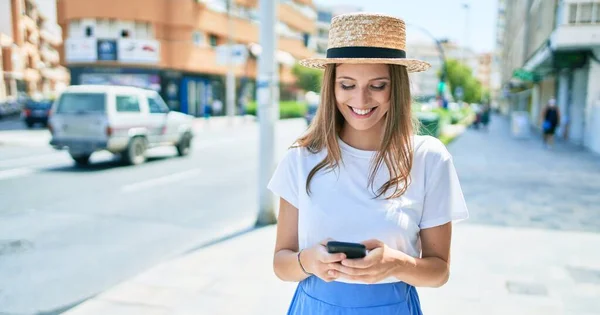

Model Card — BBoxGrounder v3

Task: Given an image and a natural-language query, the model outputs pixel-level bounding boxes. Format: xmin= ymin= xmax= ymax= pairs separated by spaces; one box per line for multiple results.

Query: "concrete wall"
xmin=557 ymin=71 xmax=569 ymax=137
xmin=569 ymin=66 xmax=589 ymax=145
xmin=585 ymin=48 xmax=600 ymax=154
xmin=526 ymin=0 xmax=557 ymax=59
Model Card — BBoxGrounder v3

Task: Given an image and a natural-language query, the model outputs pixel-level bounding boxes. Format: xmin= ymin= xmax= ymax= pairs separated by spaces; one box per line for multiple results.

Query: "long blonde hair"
xmin=296 ymin=64 xmax=417 ymax=200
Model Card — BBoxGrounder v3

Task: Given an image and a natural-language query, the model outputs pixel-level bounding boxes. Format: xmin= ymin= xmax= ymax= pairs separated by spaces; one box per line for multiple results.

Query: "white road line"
xmin=121 ymin=168 xmax=203 ymax=193
xmin=0 ymin=167 xmax=36 ymax=181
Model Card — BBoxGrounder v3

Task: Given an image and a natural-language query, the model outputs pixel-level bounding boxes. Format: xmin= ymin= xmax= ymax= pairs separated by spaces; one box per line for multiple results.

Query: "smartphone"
xmin=326 ymin=241 xmax=367 ymax=259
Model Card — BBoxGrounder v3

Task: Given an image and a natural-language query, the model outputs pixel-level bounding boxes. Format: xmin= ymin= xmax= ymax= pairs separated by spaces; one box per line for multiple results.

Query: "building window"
xmin=193 ymin=31 xmax=205 ymax=46
xmin=85 ymin=26 xmax=93 ymax=37
xmin=135 ymin=22 xmax=153 ymax=39
xmin=69 ymin=20 xmax=82 ymax=38
xmin=569 ymin=4 xmax=578 ymax=24
xmin=209 ymin=34 xmax=218 ymax=47
xmin=580 ymin=3 xmax=593 ymax=24
xmin=303 ymin=33 xmax=310 ymax=48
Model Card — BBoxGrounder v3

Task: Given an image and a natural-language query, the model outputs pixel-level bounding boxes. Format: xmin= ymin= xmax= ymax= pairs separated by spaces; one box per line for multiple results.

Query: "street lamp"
xmin=462 ymin=3 xmax=470 ymax=64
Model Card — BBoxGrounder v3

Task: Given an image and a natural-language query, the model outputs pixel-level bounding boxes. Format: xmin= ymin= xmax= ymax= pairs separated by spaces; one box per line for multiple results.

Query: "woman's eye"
xmin=341 ymin=84 xmax=355 ymax=90
xmin=371 ymin=84 xmax=387 ymax=90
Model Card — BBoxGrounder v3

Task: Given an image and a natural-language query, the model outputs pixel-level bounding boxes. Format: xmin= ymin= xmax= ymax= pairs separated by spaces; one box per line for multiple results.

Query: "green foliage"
xmin=444 ymin=59 xmax=483 ymax=104
xmin=292 ymin=63 xmax=323 ymax=92
xmin=245 ymin=101 xmax=307 ymax=119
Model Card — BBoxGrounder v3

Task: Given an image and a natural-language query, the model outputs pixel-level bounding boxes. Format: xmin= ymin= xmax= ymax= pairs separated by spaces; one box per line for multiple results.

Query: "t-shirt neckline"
xmin=337 ymin=137 xmax=376 ymax=159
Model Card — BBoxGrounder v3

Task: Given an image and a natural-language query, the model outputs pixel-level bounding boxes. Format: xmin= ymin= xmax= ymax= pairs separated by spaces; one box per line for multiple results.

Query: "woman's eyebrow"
xmin=335 ymin=76 xmax=390 ymax=81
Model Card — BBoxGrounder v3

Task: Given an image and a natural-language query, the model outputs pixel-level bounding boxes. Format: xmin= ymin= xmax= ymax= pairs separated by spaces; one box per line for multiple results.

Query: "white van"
xmin=49 ymin=85 xmax=194 ymax=166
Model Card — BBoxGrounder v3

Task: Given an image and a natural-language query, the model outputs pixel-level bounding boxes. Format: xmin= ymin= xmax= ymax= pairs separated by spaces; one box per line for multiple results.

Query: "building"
xmin=477 ymin=52 xmax=493 ymax=92
xmin=406 ymin=41 xmax=444 ymax=100
xmin=408 ymin=39 xmax=486 ymax=101
xmin=57 ymin=0 xmax=317 ymax=116
xmin=501 ymin=0 xmax=600 ymax=155
xmin=314 ymin=4 xmax=361 ymax=57
xmin=0 ymin=0 xmax=69 ymax=110
xmin=491 ymin=0 xmax=506 ymax=107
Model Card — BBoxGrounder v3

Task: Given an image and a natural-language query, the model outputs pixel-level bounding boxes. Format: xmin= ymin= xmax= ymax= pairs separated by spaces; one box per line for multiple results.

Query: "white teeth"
xmin=351 ymin=107 xmax=373 ymax=115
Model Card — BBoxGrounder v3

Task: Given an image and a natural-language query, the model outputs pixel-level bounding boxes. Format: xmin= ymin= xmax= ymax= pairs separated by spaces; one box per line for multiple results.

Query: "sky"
xmin=315 ymin=0 xmax=498 ymax=54
xmin=34 ymin=0 xmax=498 ymax=53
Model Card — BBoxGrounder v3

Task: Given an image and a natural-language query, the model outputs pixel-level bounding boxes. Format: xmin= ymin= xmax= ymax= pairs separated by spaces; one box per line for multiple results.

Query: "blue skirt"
xmin=288 ymin=276 xmax=422 ymax=314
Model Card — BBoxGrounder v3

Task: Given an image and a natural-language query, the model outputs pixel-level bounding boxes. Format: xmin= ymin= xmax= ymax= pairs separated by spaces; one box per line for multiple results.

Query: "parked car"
xmin=49 ymin=85 xmax=195 ymax=166
xmin=305 ymin=103 xmax=318 ymax=125
xmin=304 ymin=91 xmax=320 ymax=126
xmin=22 ymin=99 xmax=53 ymax=128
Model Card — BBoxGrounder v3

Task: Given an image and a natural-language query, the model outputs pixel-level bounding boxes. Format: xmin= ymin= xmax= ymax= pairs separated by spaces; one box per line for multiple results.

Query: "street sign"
xmin=216 ymin=44 xmax=249 ymax=66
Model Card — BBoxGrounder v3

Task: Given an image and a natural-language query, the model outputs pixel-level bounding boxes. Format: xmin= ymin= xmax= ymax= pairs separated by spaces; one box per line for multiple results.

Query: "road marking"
xmin=0 ymin=167 xmax=36 ymax=181
xmin=121 ymin=168 xmax=203 ymax=193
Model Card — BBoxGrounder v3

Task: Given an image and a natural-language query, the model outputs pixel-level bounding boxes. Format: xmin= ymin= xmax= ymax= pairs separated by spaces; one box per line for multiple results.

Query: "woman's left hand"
xmin=328 ymin=239 xmax=411 ymax=284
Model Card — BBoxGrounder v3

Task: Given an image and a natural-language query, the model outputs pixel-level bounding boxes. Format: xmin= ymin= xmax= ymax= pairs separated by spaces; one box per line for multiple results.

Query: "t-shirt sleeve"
xmin=420 ymin=146 xmax=469 ymax=229
xmin=267 ymin=148 xmax=300 ymax=209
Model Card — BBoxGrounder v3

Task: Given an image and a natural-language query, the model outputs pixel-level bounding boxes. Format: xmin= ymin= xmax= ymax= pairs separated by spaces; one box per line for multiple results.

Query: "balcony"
xmin=57 ymin=0 xmax=197 ymax=28
xmin=279 ymin=37 xmax=313 ymax=59
xmin=279 ymin=2 xmax=316 ymax=34
xmin=553 ymin=0 xmax=600 ymax=49
xmin=197 ymin=9 xmax=259 ymax=44
xmin=21 ymin=16 xmax=38 ymax=32
xmin=40 ymin=29 xmax=62 ymax=47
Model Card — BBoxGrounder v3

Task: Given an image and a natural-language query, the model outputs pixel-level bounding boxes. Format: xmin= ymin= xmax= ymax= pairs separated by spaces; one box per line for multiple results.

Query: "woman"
xmin=268 ymin=13 xmax=469 ymax=314
xmin=541 ymin=98 xmax=560 ymax=148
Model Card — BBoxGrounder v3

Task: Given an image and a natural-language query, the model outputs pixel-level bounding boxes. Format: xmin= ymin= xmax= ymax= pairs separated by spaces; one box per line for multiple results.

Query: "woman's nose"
xmin=348 ymin=87 xmax=371 ymax=107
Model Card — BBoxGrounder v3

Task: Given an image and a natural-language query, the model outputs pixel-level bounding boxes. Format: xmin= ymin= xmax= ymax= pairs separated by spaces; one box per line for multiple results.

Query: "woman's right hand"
xmin=300 ymin=239 xmax=346 ymax=282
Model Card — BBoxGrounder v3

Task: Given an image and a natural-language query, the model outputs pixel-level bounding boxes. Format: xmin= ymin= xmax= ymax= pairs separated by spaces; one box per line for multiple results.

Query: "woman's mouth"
xmin=348 ymin=106 xmax=377 ymax=118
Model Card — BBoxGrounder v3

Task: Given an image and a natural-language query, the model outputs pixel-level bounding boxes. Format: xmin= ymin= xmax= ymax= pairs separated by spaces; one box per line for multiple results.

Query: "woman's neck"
xmin=339 ymin=121 xmax=384 ymax=151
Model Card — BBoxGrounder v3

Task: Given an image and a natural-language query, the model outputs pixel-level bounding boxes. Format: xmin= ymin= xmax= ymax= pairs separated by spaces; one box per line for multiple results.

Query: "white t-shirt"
xmin=267 ymin=135 xmax=469 ymax=284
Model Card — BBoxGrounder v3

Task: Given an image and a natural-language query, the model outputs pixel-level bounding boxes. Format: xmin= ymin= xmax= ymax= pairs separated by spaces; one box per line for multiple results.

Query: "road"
xmin=0 ymin=116 xmax=307 ymax=314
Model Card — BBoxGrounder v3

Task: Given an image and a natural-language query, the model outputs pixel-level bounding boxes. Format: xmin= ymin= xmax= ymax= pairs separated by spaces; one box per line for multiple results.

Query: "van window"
xmin=116 ymin=95 xmax=141 ymax=112
xmin=56 ymin=93 xmax=106 ymax=114
xmin=148 ymin=95 xmax=170 ymax=114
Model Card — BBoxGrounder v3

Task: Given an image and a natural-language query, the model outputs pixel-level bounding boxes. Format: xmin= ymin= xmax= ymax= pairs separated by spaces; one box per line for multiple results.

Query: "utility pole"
xmin=462 ymin=3 xmax=470 ymax=64
xmin=256 ymin=0 xmax=278 ymax=226
xmin=226 ymin=0 xmax=236 ymax=118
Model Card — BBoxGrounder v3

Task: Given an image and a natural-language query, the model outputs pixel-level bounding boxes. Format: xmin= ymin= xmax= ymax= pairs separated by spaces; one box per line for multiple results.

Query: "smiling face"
xmin=334 ymin=64 xmax=391 ymax=133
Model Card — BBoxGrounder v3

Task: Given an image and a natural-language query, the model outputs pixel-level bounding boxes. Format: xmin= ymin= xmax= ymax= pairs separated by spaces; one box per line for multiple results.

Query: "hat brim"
xmin=299 ymin=58 xmax=431 ymax=73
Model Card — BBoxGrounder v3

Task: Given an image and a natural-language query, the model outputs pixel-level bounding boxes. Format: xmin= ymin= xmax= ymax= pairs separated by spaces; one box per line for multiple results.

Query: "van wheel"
xmin=176 ymin=132 xmax=192 ymax=157
xmin=71 ymin=154 xmax=91 ymax=166
xmin=123 ymin=137 xmax=147 ymax=165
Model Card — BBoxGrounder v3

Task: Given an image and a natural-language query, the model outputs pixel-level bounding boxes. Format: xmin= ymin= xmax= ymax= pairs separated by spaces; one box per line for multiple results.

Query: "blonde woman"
xmin=268 ymin=13 xmax=469 ymax=314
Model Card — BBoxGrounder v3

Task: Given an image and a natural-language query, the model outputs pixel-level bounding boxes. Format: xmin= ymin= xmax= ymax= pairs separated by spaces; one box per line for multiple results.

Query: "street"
xmin=0 ymin=116 xmax=307 ymax=314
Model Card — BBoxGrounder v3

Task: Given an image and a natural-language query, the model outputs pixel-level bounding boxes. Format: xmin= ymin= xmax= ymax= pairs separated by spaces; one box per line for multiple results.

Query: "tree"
xmin=292 ymin=63 xmax=323 ymax=93
xmin=443 ymin=59 xmax=483 ymax=104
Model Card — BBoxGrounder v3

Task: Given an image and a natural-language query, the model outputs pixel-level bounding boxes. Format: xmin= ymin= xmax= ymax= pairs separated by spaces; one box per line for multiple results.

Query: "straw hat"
xmin=300 ymin=13 xmax=431 ymax=73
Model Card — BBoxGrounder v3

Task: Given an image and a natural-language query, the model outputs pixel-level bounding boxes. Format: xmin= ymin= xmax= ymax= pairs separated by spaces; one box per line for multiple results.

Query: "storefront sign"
xmin=65 ymin=38 xmax=98 ymax=62
xmin=118 ymin=39 xmax=160 ymax=63
xmin=97 ymin=40 xmax=118 ymax=61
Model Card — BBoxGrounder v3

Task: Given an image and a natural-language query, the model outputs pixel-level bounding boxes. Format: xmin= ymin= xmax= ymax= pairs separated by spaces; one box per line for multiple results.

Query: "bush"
xmin=246 ymin=101 xmax=307 ymax=119
xmin=416 ymin=111 xmax=441 ymax=137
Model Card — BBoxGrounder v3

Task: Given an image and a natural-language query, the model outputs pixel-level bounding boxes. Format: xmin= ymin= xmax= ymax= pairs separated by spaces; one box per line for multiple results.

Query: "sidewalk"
xmin=64 ymin=115 xmax=600 ymax=315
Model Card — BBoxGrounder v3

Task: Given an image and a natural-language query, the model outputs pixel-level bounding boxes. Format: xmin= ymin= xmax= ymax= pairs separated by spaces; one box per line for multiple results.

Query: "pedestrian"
xmin=268 ymin=13 xmax=469 ymax=315
xmin=480 ymin=102 xmax=491 ymax=131
xmin=540 ymin=98 xmax=560 ymax=148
